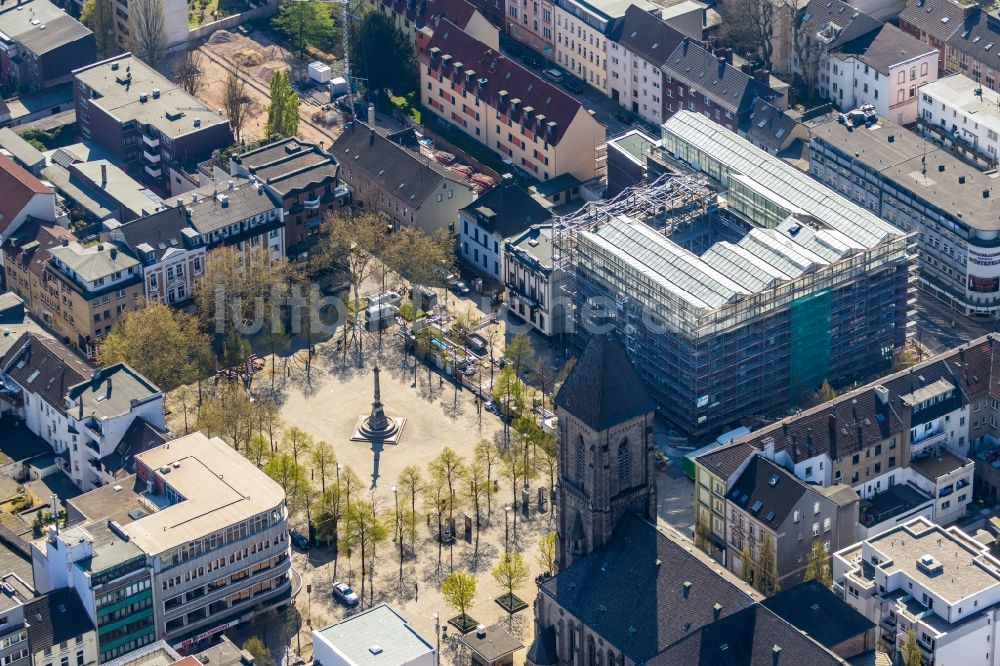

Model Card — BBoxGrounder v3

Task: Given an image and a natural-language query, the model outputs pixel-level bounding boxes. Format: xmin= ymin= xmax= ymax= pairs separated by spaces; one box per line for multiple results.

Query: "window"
xmin=793 ymin=510 xmax=800 ymax=523
xmin=576 ymin=436 xmax=586 ymax=482
xmin=812 ymin=522 xmax=820 ymax=536
xmin=617 ymin=440 xmax=629 ymax=486
xmin=813 ymin=501 xmax=820 ymax=515
xmin=823 ymin=517 xmax=831 ymax=532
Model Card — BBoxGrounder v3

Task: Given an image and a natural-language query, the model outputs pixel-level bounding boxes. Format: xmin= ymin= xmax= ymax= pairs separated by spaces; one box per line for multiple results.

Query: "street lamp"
xmin=433 ymin=612 xmax=441 ymax=666
xmin=504 ymin=505 xmax=511 ymax=552
xmin=393 ymin=485 xmax=403 ymax=591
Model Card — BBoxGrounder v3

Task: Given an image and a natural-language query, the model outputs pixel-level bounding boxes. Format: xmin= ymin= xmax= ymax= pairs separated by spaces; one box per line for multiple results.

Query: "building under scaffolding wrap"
xmin=556 ymin=111 xmax=916 ymax=443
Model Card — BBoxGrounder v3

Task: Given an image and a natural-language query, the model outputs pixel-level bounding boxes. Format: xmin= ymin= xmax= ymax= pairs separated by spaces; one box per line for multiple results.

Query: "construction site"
xmin=554 ymin=111 xmax=917 ymax=443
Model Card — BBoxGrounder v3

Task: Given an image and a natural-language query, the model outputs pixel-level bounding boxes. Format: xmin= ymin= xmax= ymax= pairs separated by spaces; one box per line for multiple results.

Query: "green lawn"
xmin=189 ymin=0 xmax=250 ymax=27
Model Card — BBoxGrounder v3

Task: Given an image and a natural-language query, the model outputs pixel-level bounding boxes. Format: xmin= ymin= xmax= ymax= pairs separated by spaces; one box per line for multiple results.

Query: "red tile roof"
xmin=3 ymin=219 xmax=75 ymax=282
xmin=0 ymin=154 xmax=49 ymax=236
xmin=378 ymin=0 xmax=478 ymax=31
xmin=422 ymin=21 xmax=586 ymax=146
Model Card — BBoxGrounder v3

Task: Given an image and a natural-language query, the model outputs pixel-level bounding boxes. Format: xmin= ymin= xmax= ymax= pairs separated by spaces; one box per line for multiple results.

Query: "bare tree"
xmin=81 ymin=0 xmax=116 ymax=59
xmin=128 ymin=0 xmax=167 ymax=68
xmin=223 ymin=69 xmax=251 ymax=143
xmin=176 ymin=48 xmax=204 ymax=97
xmin=718 ymin=0 xmax=776 ymax=71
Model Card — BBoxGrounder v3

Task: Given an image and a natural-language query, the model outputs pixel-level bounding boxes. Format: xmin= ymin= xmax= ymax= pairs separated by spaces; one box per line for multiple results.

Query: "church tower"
xmin=553 ymin=334 xmax=656 ymax=571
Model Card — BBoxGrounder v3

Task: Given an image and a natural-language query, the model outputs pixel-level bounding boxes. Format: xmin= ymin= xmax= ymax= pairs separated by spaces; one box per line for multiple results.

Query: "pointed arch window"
xmin=617 ymin=439 xmax=630 ymax=486
xmin=576 ymin=435 xmax=586 ymax=481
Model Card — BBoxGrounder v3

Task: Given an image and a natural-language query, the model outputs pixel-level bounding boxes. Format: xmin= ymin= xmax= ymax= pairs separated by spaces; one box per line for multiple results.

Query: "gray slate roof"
xmin=727 ymin=456 xmax=807 ymax=528
xmin=461 ymin=177 xmax=552 ymax=238
xmin=945 ymin=7 xmax=1000 ymax=68
xmin=0 ymin=332 xmax=91 ymax=416
xmin=539 ymin=513 xmax=756 ymax=662
xmin=554 ymin=333 xmax=654 ymax=430
xmin=664 ymin=40 xmax=781 ymax=114
xmin=331 ymin=122 xmax=468 ymax=208
xmin=609 ymin=4 xmax=687 ymax=67
xmin=24 ymin=588 xmax=95 ymax=651
xmin=836 ymin=23 xmax=936 ymax=74
xmin=761 ymin=580 xmax=875 ymax=650
xmin=648 ymin=604 xmax=845 ymax=665
xmin=233 ymin=138 xmax=339 ymax=197
xmin=798 ymin=0 xmax=883 ymax=50
xmin=900 ymin=0 xmax=966 ymax=42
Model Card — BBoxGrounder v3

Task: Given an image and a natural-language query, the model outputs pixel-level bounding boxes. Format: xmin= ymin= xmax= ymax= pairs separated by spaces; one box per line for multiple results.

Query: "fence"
xmin=187 ymin=2 xmax=279 ymax=42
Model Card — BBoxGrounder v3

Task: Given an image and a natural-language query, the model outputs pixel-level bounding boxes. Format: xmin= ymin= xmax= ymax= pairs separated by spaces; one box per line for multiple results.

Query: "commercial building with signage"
xmin=30 ymin=432 xmax=292 ymax=656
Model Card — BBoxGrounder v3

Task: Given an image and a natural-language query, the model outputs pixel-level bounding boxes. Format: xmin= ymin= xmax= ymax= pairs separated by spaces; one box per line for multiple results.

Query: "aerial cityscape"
xmin=0 ymin=0 xmax=999 ymax=661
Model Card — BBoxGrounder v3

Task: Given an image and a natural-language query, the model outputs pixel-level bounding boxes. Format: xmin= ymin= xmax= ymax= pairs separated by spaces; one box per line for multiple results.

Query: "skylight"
xmin=750 ymin=499 xmax=763 ymax=513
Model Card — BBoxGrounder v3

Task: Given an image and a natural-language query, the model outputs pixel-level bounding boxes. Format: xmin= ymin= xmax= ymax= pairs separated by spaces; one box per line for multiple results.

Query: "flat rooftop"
xmin=920 ymin=74 xmax=1000 ymax=137
xmin=608 ymin=128 xmax=658 ymax=166
xmin=0 ymin=0 xmax=89 ymax=54
xmin=910 ymin=450 xmax=972 ymax=481
xmin=860 ymin=483 xmax=932 ymax=528
xmin=867 ymin=517 xmax=1000 ymax=603
xmin=122 ymin=432 xmax=285 ymax=556
xmin=314 ymin=604 xmax=435 ymax=666
xmin=809 ymin=114 xmax=1000 ymax=230
xmin=67 ymin=474 xmax=146 ymax=525
xmin=74 ymin=55 xmax=228 ymax=141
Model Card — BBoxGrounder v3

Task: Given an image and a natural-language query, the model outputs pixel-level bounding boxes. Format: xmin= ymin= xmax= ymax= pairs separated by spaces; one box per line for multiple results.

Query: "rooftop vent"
xmin=193 ymin=118 xmax=201 ymax=128
xmin=368 ymin=646 xmax=383 ymax=656
xmin=152 ymin=88 xmax=160 ymax=99
xmin=476 ymin=625 xmax=486 ymax=638
xmin=139 ymin=92 xmax=148 ymax=103
xmin=768 ymin=474 xmax=780 ymax=487
xmin=916 ymin=553 xmax=944 ymax=576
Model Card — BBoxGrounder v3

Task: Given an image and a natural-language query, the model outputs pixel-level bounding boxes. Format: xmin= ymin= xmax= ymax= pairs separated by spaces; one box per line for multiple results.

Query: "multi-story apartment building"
xmin=39 ymin=239 xmax=143 ymax=356
xmin=106 ymin=177 xmax=285 ymax=306
xmin=33 ymin=432 xmax=292 ymax=655
xmin=695 ymin=333 xmax=992 ymax=567
xmin=0 ymin=155 xmax=57 ymax=256
xmin=330 ymin=123 xmax=477 ymax=234
xmin=945 ymin=8 xmax=1000 ymax=93
xmin=0 ymin=0 xmax=95 ymax=93
xmin=3 ymin=220 xmax=75 ymax=311
xmin=662 ymin=40 xmax=783 ymax=134
xmin=73 ymin=55 xmax=232 ymax=189
xmin=421 ymin=23 xmax=606 ymax=182
xmin=553 ymin=0 xmax=652 ymax=93
xmin=24 ymin=589 xmax=100 ymax=666
xmin=826 ymin=24 xmax=937 ymax=125
xmin=229 ymin=138 xmax=346 ymax=256
xmin=0 ymin=333 xmax=168 ymax=490
xmin=503 ymin=224 xmax=565 ymax=336
xmin=808 ymin=112 xmax=1000 ymax=318
xmin=605 ymin=5 xmax=685 ymax=125
xmin=898 ymin=0 xmax=966 ymax=74
xmin=834 ymin=517 xmax=1000 ymax=665
xmin=918 ymin=74 xmax=1000 ymax=168
xmin=794 ymin=0 xmax=884 ymax=100
xmin=0 ymin=570 xmax=35 ymax=666
xmin=506 ymin=0 xmax=554 ymax=59
xmin=459 ymin=173 xmax=551 ymax=281
xmin=366 ymin=0 xmax=499 ymax=50
xmin=725 ymin=454 xmax=859 ymax=589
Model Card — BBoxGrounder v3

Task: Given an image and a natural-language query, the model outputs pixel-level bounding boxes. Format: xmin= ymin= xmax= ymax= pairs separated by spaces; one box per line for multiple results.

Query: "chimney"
xmin=762 ymin=437 xmax=775 ymax=461
xmin=772 ymin=645 xmax=781 ymax=666
xmin=718 ymin=57 xmax=726 ymax=78
xmin=100 ymin=162 xmax=107 ymax=186
xmin=110 ymin=248 xmax=117 ymax=260
xmin=176 ymin=197 xmax=184 ymax=207
xmin=502 ymin=173 xmax=514 ymax=188
xmin=713 ymin=603 xmax=722 ymax=620
xmin=369 ymin=129 xmax=375 ymax=146
xmin=227 ymin=179 xmax=234 ymax=190
xmin=106 ymin=377 xmax=112 ymax=399
xmin=475 ymin=625 xmax=486 ymax=639
xmin=874 ymin=385 xmax=889 ymax=404
xmin=683 ymin=581 xmax=691 ymax=598
xmin=61 ymin=238 xmax=68 ymax=247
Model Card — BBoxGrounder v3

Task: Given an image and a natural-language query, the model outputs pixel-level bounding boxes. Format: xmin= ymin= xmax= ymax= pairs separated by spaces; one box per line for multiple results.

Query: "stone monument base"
xmin=350 ymin=416 xmax=406 ymax=445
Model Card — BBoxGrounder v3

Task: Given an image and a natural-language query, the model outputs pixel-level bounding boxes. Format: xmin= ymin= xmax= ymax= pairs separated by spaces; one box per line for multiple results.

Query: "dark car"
xmin=290 ymin=531 xmax=310 ymax=550
xmin=563 ymin=78 xmax=585 ymax=94
xmin=451 ymin=281 xmax=471 ymax=296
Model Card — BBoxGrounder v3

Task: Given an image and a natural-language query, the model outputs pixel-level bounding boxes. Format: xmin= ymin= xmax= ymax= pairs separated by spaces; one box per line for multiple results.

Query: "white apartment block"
xmin=919 ymin=73 xmax=1000 ymax=168
xmin=828 ymin=25 xmax=938 ymax=124
xmin=835 ymin=517 xmax=1000 ymax=666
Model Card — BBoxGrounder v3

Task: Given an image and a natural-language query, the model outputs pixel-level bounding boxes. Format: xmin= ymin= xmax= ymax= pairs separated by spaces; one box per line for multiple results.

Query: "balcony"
xmin=144 ymin=164 xmax=161 ymax=178
xmin=142 ymin=134 xmax=159 ymax=148
xmin=303 ymin=197 xmax=320 ymax=209
xmin=142 ymin=150 xmax=160 ymax=164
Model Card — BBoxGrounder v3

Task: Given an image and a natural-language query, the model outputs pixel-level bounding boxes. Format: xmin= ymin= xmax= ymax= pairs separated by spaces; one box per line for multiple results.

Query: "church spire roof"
xmin=555 ymin=334 xmax=654 ymax=431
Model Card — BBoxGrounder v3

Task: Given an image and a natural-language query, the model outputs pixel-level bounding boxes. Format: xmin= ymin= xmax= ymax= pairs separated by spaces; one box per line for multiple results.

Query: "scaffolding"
xmin=551 ymin=144 xmax=912 ymax=443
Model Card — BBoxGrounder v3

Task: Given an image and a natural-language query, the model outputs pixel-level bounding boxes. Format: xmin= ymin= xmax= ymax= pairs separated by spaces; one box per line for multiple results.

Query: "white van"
xmin=368 ymin=291 xmax=402 ymax=307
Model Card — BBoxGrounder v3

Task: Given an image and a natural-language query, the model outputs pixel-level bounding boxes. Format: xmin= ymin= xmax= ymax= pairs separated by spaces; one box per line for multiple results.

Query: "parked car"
xmin=451 ymin=281 xmax=471 ymax=296
xmin=563 ymin=78 xmax=585 ymax=94
xmin=332 ymin=581 xmax=359 ymax=606
xmin=290 ymin=531 xmax=310 ymax=550
xmin=542 ymin=68 xmax=565 ymax=83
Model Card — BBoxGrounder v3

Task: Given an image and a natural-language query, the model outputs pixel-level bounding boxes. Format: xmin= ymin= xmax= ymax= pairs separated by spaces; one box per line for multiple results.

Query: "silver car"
xmin=332 ymin=581 xmax=359 ymax=607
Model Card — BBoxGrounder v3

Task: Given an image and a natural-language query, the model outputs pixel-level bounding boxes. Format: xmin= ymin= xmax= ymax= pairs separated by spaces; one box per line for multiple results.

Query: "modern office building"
xmin=562 ymin=110 xmax=912 ymax=443
xmin=808 ymin=112 xmax=1000 ymax=317
xmin=73 ymin=55 xmax=232 ymax=188
xmin=31 ymin=432 xmax=292 ymax=656
xmin=834 ymin=516 xmax=1000 ymax=665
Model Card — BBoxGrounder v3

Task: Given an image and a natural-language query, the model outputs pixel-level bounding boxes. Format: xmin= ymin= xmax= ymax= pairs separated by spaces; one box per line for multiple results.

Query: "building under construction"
xmin=557 ymin=111 xmax=915 ymax=443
